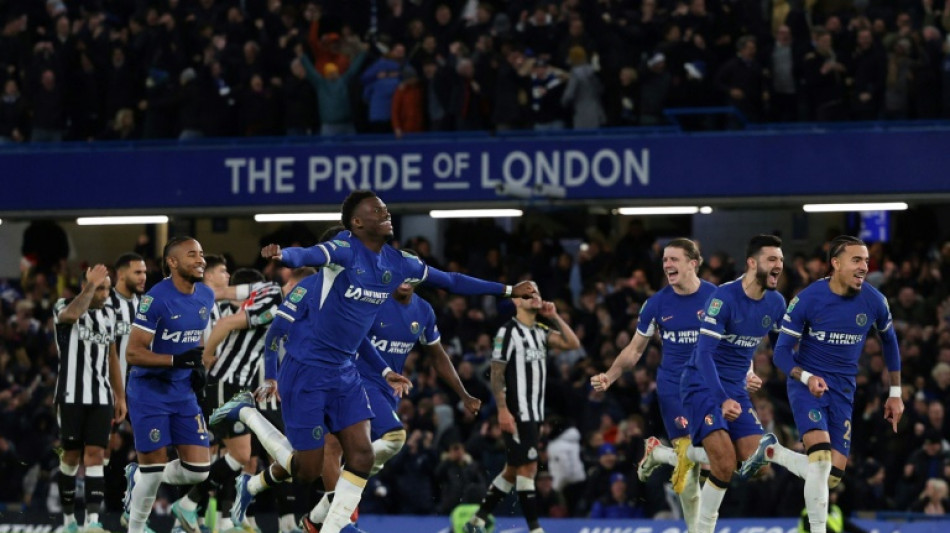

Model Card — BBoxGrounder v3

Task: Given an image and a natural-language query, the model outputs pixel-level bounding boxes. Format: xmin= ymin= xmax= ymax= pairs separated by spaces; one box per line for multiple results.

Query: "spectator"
xmin=391 ymin=66 xmax=424 ymax=137
xmin=715 ymin=35 xmax=766 ymax=123
xmin=362 ymin=43 xmax=405 ymax=133
xmin=803 ymin=26 xmax=847 ymax=121
xmin=300 ymin=46 xmax=368 ymax=136
xmin=561 ymin=46 xmax=605 ymax=129
xmin=0 ymin=79 xmax=27 ymax=143
xmin=529 ymin=58 xmax=567 ymax=130
xmin=589 ymin=473 xmax=643 ymax=519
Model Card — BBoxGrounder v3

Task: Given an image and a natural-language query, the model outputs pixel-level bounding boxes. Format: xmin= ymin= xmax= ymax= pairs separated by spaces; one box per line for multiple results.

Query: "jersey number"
xmin=843 ymin=420 xmax=851 ymax=442
xmin=748 ymin=408 xmax=762 ymax=427
xmin=195 ymin=415 xmax=208 ymax=435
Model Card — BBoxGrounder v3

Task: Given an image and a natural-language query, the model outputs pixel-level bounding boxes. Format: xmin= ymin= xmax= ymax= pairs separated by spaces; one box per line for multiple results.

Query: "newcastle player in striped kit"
xmin=171 ymin=268 xmax=283 ymax=532
xmin=108 ymin=253 xmax=148 ymax=380
xmin=466 ymin=282 xmax=580 ymax=533
xmin=54 ymin=264 xmax=127 ymax=533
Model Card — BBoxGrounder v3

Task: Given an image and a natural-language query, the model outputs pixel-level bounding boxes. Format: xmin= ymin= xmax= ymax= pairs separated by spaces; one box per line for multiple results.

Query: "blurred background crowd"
xmin=3 ymin=0 xmax=950 ymax=142
xmin=3 ymin=212 xmax=950 ymax=520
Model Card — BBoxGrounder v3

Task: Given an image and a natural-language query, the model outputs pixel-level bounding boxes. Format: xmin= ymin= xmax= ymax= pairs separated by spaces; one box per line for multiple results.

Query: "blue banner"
xmin=3 ymin=127 xmax=949 ymax=214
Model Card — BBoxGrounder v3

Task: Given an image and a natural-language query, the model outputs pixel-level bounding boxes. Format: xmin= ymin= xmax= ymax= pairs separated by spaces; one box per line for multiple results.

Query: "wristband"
xmin=382 ymin=367 xmax=393 ymax=378
xmin=889 ymin=386 xmax=902 ymax=398
xmin=799 ymin=370 xmax=814 ymax=386
xmin=234 ymin=284 xmax=251 ymax=300
xmin=504 ymin=285 xmax=513 ymax=298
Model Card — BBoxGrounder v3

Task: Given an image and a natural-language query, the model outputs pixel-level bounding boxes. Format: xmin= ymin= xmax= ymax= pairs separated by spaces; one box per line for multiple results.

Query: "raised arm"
xmin=424 ymin=266 xmax=536 ymax=298
xmin=592 ymin=332 xmax=649 ymax=391
xmin=57 ymin=265 xmax=109 ymax=323
xmin=540 ymin=301 xmax=580 ymax=351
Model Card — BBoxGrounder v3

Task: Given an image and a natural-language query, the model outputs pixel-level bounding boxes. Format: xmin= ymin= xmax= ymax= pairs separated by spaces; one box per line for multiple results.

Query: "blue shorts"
xmin=681 ymin=371 xmax=762 ymax=446
xmin=364 ymin=381 xmax=403 ymax=441
xmin=279 ymin=354 xmax=374 ymax=451
xmin=128 ymin=394 xmax=209 ymax=453
xmin=787 ymin=376 xmax=855 ymax=456
xmin=656 ymin=371 xmax=689 ymax=440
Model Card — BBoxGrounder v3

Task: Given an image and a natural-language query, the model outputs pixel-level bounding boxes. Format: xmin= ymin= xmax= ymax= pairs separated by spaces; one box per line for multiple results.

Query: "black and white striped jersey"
xmin=209 ymin=282 xmax=283 ymax=387
xmin=107 ymin=289 xmax=138 ymax=379
xmin=53 ymin=298 xmax=117 ymax=406
xmin=492 ymin=318 xmax=550 ymax=422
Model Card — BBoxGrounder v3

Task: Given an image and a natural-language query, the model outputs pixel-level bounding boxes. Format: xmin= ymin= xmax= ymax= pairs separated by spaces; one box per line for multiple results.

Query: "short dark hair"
xmin=114 ymin=252 xmax=144 ymax=271
xmin=204 ymin=253 xmax=226 ymax=271
xmin=828 ymin=235 xmax=866 ymax=269
xmin=319 ymin=224 xmax=346 ymax=242
xmin=162 ymin=236 xmax=196 ymax=276
xmin=666 ymin=238 xmax=703 ymax=268
xmin=340 ymin=190 xmax=377 ymax=230
xmin=231 ymin=267 xmax=265 ymax=285
xmin=746 ymin=234 xmax=782 ymax=259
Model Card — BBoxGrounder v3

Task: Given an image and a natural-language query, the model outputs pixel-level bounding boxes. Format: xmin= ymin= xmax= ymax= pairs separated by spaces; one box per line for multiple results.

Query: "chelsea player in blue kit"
xmin=212 ymin=190 xmax=535 ymax=533
xmin=123 ymin=237 xmax=215 ymax=533
xmin=680 ymin=235 xmax=786 ymax=533
xmin=591 ymin=238 xmax=717 ymax=531
xmin=740 ymin=236 xmax=905 ymax=533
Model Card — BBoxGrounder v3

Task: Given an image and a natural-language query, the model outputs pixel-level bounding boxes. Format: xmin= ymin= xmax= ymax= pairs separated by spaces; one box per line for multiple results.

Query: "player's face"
xmin=833 ymin=244 xmax=869 ymax=295
xmin=355 ymin=197 xmax=394 ymax=239
xmin=123 ymin=260 xmax=147 ymax=295
xmin=90 ymin=277 xmax=112 ymax=309
xmin=517 ymin=284 xmax=543 ymax=312
xmin=204 ymin=264 xmax=230 ymax=289
xmin=662 ymin=246 xmax=696 ymax=287
xmin=172 ymin=239 xmax=206 ymax=283
xmin=753 ymin=246 xmax=784 ymax=291
xmin=394 ymin=281 xmax=415 ymax=300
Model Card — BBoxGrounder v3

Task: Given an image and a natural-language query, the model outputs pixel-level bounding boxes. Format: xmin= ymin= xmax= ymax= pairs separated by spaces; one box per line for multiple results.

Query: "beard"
xmin=178 ymin=265 xmax=203 ymax=284
xmin=755 ymin=266 xmax=777 ymax=291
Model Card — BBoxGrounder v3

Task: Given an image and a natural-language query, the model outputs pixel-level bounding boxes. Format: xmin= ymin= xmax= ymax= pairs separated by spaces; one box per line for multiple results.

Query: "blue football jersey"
xmin=778 ymin=279 xmax=892 ymax=384
xmin=687 ymin=278 xmax=786 ymax=403
xmin=276 ymin=231 xmax=428 ymax=365
xmin=357 ymin=293 xmax=439 ymax=391
xmin=637 ymin=280 xmax=718 ymax=382
xmin=130 ymin=278 xmax=215 ymax=397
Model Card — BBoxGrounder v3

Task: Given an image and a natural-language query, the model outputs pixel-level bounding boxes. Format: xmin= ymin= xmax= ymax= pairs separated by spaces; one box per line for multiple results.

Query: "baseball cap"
xmin=610 ymin=472 xmax=626 ymax=484
xmin=598 ymin=443 xmax=617 ymax=457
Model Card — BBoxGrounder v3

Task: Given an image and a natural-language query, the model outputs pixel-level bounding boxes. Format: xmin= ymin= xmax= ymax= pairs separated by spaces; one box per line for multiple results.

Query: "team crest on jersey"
xmin=289 ymin=287 xmax=307 ymax=303
xmin=761 ymin=315 xmax=772 ymax=328
xmin=808 ymin=409 xmax=822 ymax=422
xmin=332 ymin=239 xmax=350 ymax=248
xmin=411 ymin=321 xmax=420 ymax=335
xmin=856 ymin=313 xmax=867 ymax=326
xmin=382 ymin=270 xmax=392 ymax=283
xmin=787 ymin=296 xmax=799 ymax=313
xmin=697 ymin=309 xmax=706 ymax=321
xmin=708 ymin=299 xmax=723 ymax=317
xmin=149 ymin=428 xmax=161 ymax=443
xmin=139 ymin=295 xmax=153 ymax=312
xmin=312 ymin=425 xmax=325 ymax=441
xmin=527 ymin=447 xmax=538 ymax=460
xmin=199 ymin=306 xmax=208 ymax=321
xmin=704 ymin=414 xmax=714 ymax=426
xmin=675 ymin=416 xmax=689 ymax=429
xmin=494 ymin=337 xmax=503 ymax=351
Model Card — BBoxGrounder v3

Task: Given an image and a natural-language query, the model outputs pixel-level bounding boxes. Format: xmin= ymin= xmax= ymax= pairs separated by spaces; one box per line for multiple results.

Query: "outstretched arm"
xmin=424 ymin=267 xmax=537 ymax=298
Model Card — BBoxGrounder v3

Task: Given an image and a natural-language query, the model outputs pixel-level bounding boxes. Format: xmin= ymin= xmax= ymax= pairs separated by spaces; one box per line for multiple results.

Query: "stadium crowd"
xmin=3 ymin=0 xmax=950 ymax=142
xmin=2 ymin=215 xmax=950 ymax=522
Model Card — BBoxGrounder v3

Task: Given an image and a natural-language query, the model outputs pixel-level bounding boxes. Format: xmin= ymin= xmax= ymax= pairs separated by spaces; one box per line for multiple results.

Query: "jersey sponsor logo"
xmin=856 ymin=313 xmax=867 ymax=326
xmin=807 ymin=330 xmax=864 ymax=345
xmin=116 ymin=321 xmax=132 ymax=336
xmin=139 ymin=295 xmax=153 ymax=312
xmin=344 ymin=285 xmax=389 ymax=305
xmin=721 ymin=334 xmax=762 ymax=348
xmin=787 ymin=296 xmax=799 ymax=313
xmin=382 ymin=270 xmax=392 ymax=283
xmin=410 ymin=321 xmax=420 ymax=335
xmin=160 ymin=328 xmax=203 ymax=343
xmin=77 ymin=324 xmax=115 ymax=345
xmin=761 ymin=315 xmax=772 ymax=328
xmin=289 ymin=287 xmax=307 ymax=303
xmin=371 ymin=336 xmax=415 ymax=355
xmin=332 ymin=239 xmax=350 ymax=248
xmin=708 ymin=299 xmax=723 ymax=316
xmin=524 ymin=347 xmax=546 ymax=362
xmin=662 ymin=330 xmax=698 ymax=344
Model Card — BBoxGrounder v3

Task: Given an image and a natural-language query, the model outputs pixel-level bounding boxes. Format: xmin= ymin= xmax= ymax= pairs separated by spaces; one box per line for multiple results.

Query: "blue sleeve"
xmin=423 ymin=267 xmax=506 ymax=296
xmin=420 ymin=302 xmax=440 ymax=345
xmin=357 ymin=337 xmax=390 ymax=375
xmin=262 ymin=316 xmax=290 ymax=380
xmin=875 ymin=293 xmax=901 ymax=372
xmin=281 ymin=240 xmax=353 ymax=268
xmin=133 ymin=292 xmax=162 ymax=334
xmin=636 ymin=296 xmax=658 ymax=337
xmin=773 ymin=294 xmax=806 ymax=376
xmin=696 ymin=295 xmax=729 ymax=404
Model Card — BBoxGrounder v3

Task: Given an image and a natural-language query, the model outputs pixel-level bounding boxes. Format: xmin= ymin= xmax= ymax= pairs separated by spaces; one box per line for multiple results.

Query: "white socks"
xmin=309 ymin=491 xmax=332 ymax=523
xmin=128 ymin=464 xmax=164 ymax=533
xmin=321 ymin=473 xmax=366 ymax=533
xmin=679 ymin=463 xmax=701 ymax=532
xmin=804 ymin=457 xmax=832 ymax=533
xmin=653 ymin=443 xmax=678 ymax=465
xmin=696 ymin=477 xmax=728 ymax=533
xmin=240 ymin=407 xmax=295 ymax=472
xmin=687 ymin=445 xmax=709 ymax=464
xmin=161 ymin=459 xmax=210 ymax=485
xmin=770 ymin=442 xmax=808 ymax=478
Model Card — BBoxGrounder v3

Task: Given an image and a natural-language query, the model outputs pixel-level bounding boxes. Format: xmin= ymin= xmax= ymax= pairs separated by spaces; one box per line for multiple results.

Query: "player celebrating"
xmin=739 ymin=236 xmax=904 ymax=533
xmin=680 ymin=234 xmax=786 ymax=533
xmin=123 ymin=237 xmax=215 ymax=533
xmin=591 ymin=238 xmax=717 ymax=531
xmin=212 ymin=190 xmax=535 ymax=533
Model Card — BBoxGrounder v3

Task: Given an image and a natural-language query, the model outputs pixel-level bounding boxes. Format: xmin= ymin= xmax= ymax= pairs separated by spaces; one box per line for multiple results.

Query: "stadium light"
xmin=76 ymin=216 xmax=169 ymax=226
xmin=802 ymin=202 xmax=908 ymax=213
xmin=254 ymin=213 xmax=340 ymax=222
xmin=699 ymin=206 xmax=713 ymax=214
xmin=616 ymin=206 xmax=701 ymax=216
xmin=429 ymin=209 xmax=523 ymax=219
